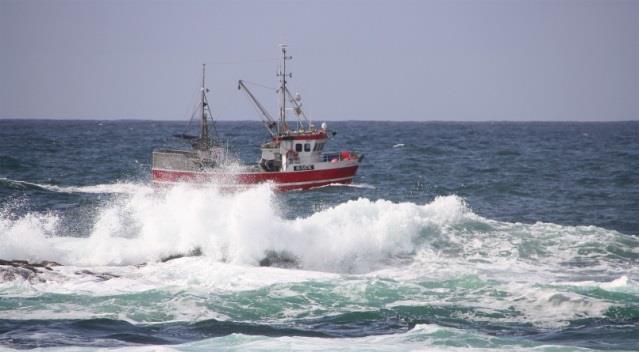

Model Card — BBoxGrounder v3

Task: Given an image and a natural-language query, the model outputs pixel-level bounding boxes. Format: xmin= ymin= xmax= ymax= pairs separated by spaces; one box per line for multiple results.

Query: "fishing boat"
xmin=151 ymin=45 xmax=363 ymax=191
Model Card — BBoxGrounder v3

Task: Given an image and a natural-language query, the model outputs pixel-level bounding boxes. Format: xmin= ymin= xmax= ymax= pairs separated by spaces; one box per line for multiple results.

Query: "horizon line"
xmin=1 ymin=117 xmax=638 ymax=123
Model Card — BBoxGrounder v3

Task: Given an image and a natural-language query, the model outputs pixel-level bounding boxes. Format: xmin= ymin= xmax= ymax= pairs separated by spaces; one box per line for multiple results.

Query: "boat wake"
xmin=0 ymin=177 xmax=151 ymax=194
xmin=311 ymin=182 xmax=376 ymax=190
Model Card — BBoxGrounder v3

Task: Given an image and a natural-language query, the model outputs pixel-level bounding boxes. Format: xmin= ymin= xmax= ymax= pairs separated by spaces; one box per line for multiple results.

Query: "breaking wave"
xmin=1 ymin=181 xmax=637 ymax=274
xmin=1 ymin=182 xmax=638 ymax=331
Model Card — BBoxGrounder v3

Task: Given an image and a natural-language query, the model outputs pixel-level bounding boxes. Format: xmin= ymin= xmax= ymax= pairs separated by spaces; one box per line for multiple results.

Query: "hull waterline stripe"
xmin=151 ymin=164 xmax=358 ymax=176
xmin=152 ymin=175 xmax=354 ymax=188
xmin=151 ymin=164 xmax=359 ymax=184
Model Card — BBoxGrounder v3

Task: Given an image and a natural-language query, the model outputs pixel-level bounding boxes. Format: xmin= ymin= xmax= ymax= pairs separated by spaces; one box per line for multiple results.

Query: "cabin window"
xmin=295 ymin=143 xmax=303 ymax=152
xmin=304 ymin=143 xmax=311 ymax=152
xmin=314 ymin=142 xmax=324 ymax=151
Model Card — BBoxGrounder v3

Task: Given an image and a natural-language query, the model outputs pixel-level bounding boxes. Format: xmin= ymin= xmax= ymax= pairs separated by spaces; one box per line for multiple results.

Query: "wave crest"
xmin=0 ymin=182 xmax=637 ymax=277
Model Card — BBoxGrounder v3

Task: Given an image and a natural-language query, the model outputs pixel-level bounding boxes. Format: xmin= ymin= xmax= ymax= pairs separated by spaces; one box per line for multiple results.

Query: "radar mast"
xmin=277 ymin=44 xmax=292 ymax=134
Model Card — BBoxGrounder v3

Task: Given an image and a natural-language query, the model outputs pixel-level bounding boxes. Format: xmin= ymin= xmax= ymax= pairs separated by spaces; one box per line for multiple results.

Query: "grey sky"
xmin=1 ymin=0 xmax=638 ymax=121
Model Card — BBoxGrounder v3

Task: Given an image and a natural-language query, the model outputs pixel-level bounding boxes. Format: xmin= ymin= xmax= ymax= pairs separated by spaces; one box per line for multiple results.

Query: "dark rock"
xmin=0 ymin=259 xmax=55 ymax=283
xmin=259 ymin=250 xmax=299 ymax=269
xmin=0 ymin=259 xmax=61 ymax=272
xmin=160 ymin=247 xmax=203 ymax=263
xmin=74 ymin=269 xmax=120 ymax=281
xmin=0 ymin=259 xmax=115 ymax=283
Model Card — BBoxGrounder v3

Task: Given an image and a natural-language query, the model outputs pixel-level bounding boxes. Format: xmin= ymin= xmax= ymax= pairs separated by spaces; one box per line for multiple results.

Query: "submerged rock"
xmin=160 ymin=247 xmax=203 ymax=263
xmin=73 ymin=269 xmax=120 ymax=281
xmin=259 ymin=250 xmax=299 ymax=269
xmin=0 ymin=259 xmax=119 ymax=283
xmin=0 ymin=259 xmax=61 ymax=283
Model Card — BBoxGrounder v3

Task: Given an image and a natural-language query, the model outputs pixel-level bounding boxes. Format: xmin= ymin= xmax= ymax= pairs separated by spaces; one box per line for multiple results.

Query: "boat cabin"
xmin=259 ymin=131 xmax=328 ymax=172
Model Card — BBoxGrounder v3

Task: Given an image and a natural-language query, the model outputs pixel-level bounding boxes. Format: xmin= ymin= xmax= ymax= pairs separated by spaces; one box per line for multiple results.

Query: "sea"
xmin=0 ymin=119 xmax=638 ymax=351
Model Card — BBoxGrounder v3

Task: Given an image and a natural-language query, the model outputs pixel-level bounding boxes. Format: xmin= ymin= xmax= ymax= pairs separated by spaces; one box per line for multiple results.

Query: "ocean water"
xmin=0 ymin=119 xmax=638 ymax=351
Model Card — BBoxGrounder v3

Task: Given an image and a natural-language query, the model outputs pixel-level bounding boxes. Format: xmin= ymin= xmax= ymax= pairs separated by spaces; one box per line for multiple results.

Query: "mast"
xmin=277 ymin=45 xmax=292 ymax=135
xmin=200 ymin=63 xmax=209 ymax=143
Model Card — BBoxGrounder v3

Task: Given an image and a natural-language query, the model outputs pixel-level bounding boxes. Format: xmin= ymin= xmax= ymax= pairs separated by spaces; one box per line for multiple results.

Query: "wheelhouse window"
xmin=304 ymin=143 xmax=311 ymax=152
xmin=295 ymin=143 xmax=303 ymax=152
xmin=314 ymin=142 xmax=324 ymax=151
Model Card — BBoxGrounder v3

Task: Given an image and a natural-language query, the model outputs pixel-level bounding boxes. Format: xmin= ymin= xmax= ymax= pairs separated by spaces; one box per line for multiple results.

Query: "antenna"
xmin=277 ymin=44 xmax=292 ymax=134
xmin=200 ymin=63 xmax=209 ymax=144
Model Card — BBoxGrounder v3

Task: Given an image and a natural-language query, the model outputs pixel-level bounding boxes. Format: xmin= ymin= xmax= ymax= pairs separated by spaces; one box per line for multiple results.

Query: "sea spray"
xmin=1 ymin=181 xmax=638 ymax=276
xmin=0 ymin=183 xmax=636 ymax=346
xmin=0 ymin=182 xmax=477 ymax=271
xmin=0 ymin=180 xmax=638 ymax=335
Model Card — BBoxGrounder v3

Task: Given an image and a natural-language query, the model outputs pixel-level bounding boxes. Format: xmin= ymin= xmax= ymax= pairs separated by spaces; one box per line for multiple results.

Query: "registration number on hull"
xmin=294 ymin=165 xmax=315 ymax=171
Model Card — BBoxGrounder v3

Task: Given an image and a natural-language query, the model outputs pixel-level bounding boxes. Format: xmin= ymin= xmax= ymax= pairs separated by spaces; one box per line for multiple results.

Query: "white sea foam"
xmin=0 ymin=183 xmax=470 ymax=271
xmin=1 ymin=181 xmax=637 ymax=276
xmin=1 ymin=181 xmax=638 ymax=326
xmin=599 ymin=275 xmax=631 ymax=290
xmin=0 ymin=212 xmax=63 ymax=262
xmin=558 ymin=275 xmax=637 ymax=295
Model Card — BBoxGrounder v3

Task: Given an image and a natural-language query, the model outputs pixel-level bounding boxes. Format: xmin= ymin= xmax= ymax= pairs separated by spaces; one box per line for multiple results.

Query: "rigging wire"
xmin=178 ymin=58 xmax=280 ymax=140
xmin=203 ymin=92 xmax=220 ymax=142
xmin=182 ymin=92 xmax=201 ymax=136
xmin=204 ymin=57 xmax=279 ymax=65
xmin=241 ymin=80 xmax=277 ymax=91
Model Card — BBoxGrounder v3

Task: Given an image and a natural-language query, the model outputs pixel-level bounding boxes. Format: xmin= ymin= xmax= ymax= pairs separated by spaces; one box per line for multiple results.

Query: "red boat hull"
xmin=152 ymin=164 xmax=359 ymax=191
